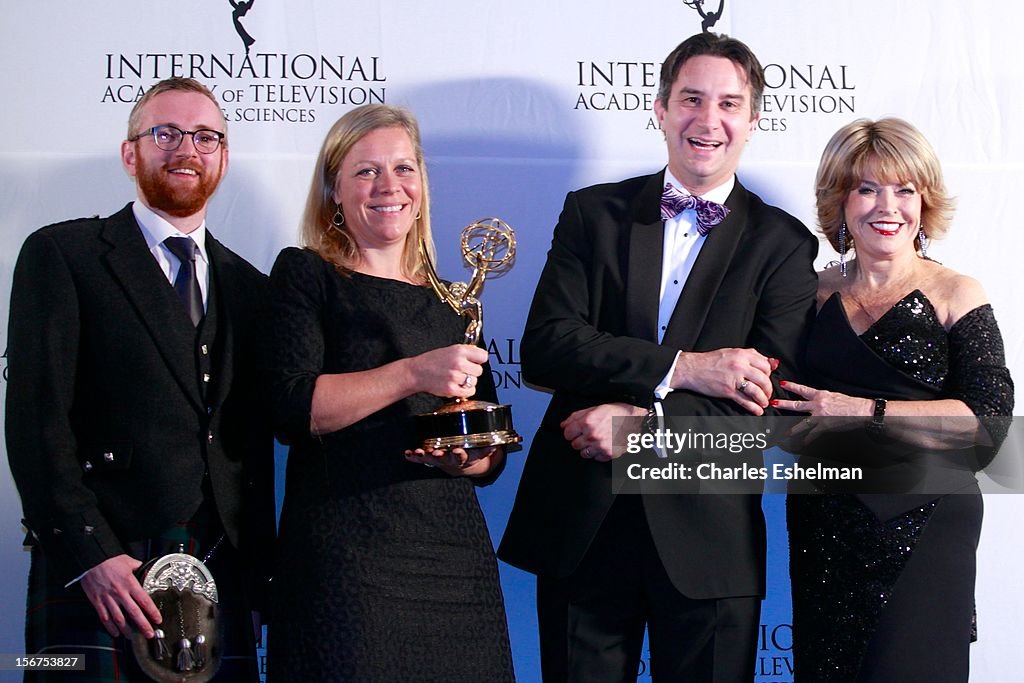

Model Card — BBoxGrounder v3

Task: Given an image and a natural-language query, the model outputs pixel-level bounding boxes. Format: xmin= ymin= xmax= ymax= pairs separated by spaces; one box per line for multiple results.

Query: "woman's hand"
xmin=408 ymin=344 xmax=488 ymax=399
xmin=310 ymin=344 xmax=488 ymax=435
xmin=404 ymin=445 xmax=505 ymax=477
xmin=772 ymin=380 xmax=873 ymax=417
xmin=771 ymin=380 xmax=874 ymax=443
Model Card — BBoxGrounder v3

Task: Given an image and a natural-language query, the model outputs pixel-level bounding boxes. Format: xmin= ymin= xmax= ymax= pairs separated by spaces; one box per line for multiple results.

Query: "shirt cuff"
xmin=65 ymin=570 xmax=88 ymax=588
xmin=654 ymin=351 xmax=681 ymax=400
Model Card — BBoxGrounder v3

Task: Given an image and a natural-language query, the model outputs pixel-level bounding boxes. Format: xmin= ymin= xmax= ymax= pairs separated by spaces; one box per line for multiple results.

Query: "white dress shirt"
xmin=132 ymin=201 xmax=211 ymax=310
xmin=653 ymin=170 xmax=735 ymax=401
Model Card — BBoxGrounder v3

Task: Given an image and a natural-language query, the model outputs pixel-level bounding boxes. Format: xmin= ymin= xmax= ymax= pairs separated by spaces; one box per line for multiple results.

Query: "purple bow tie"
xmin=660 ymin=183 xmax=730 ymax=235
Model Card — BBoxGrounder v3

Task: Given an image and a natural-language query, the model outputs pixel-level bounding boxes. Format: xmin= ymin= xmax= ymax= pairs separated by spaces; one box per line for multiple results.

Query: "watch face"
xmin=870 ymin=398 xmax=886 ymax=432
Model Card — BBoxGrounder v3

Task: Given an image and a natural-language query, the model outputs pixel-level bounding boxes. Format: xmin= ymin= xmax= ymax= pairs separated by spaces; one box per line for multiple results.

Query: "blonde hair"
xmin=815 ymin=117 xmax=955 ymax=254
xmin=300 ymin=104 xmax=435 ymax=278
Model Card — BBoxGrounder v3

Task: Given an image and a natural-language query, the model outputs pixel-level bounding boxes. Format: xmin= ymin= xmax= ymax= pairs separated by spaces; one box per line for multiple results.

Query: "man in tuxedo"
xmin=5 ymin=78 xmax=274 ymax=681
xmin=499 ymin=33 xmax=818 ymax=681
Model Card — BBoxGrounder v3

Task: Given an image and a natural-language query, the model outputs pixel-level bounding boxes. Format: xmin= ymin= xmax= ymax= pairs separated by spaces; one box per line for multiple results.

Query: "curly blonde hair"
xmin=815 ymin=117 xmax=955 ymax=254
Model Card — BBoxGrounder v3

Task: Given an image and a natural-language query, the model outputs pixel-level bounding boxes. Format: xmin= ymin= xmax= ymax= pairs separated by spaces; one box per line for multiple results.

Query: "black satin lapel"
xmin=100 ymin=209 xmax=204 ymax=412
xmin=203 ymin=239 xmax=234 ymax=411
xmin=662 ymin=183 xmax=750 ymax=351
xmin=624 ymin=173 xmax=668 ymax=342
xmin=625 ymin=221 xmax=664 ymax=342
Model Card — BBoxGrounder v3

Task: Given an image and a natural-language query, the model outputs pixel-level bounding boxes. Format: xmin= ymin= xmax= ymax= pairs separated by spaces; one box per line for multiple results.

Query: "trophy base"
xmin=415 ymin=399 xmax=523 ymax=451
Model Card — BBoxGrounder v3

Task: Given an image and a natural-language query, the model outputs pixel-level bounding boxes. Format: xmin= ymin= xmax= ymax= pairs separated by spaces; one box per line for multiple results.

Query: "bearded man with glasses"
xmin=6 ymin=77 xmax=274 ymax=682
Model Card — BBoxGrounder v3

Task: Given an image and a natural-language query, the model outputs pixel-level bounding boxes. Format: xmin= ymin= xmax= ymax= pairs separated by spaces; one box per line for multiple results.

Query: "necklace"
xmin=845 ymin=288 xmax=887 ymax=324
xmin=842 ymin=269 xmax=919 ymax=326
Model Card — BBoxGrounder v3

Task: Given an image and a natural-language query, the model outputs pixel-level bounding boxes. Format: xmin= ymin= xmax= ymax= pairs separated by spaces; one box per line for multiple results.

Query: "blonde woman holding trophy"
xmin=266 ymin=104 xmax=514 ymax=681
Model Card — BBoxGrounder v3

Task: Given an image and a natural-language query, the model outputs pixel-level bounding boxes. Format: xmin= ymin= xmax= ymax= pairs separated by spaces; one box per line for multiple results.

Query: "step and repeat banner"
xmin=2 ymin=1 xmax=1022 ymax=680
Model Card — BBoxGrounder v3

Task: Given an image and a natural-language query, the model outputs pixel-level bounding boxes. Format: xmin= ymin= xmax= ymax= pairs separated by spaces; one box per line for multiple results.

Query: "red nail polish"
xmin=779 ymin=380 xmax=788 ymax=386
xmin=770 ymin=400 xmax=779 ymax=407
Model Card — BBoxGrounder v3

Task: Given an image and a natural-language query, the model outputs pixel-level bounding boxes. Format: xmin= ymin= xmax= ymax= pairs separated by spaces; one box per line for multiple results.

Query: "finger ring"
xmin=738 ymin=380 xmax=750 ymax=392
xmin=424 ymin=462 xmax=436 ymax=468
xmin=461 ymin=374 xmax=475 ymax=388
xmin=582 ymin=447 xmax=591 ymax=458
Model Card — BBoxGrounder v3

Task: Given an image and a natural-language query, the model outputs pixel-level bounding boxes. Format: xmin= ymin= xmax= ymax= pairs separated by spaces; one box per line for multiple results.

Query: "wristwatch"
xmin=868 ymin=398 xmax=887 ymax=434
xmin=644 ymin=405 xmax=659 ymax=434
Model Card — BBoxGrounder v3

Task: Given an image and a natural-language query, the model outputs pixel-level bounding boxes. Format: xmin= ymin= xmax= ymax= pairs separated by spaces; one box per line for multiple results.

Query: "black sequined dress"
xmin=788 ymin=290 xmax=1013 ymax=683
xmin=266 ymin=248 xmax=515 ymax=682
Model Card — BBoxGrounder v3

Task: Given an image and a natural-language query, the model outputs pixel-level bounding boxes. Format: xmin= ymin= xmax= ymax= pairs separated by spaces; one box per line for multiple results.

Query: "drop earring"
xmin=332 ymin=205 xmax=345 ymax=228
xmin=918 ymin=224 xmax=928 ymax=259
xmin=838 ymin=222 xmax=848 ymax=277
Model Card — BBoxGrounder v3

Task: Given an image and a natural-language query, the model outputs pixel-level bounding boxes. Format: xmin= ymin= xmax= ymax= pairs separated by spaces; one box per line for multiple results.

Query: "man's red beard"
xmin=136 ymin=155 xmax=223 ymax=218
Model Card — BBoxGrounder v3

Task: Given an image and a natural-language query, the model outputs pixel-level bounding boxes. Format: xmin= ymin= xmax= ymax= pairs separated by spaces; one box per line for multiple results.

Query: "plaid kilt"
xmin=24 ymin=513 xmax=259 ymax=683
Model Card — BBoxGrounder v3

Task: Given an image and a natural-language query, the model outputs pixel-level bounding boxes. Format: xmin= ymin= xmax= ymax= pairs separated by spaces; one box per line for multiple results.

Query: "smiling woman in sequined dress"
xmin=772 ymin=117 xmax=1014 ymax=682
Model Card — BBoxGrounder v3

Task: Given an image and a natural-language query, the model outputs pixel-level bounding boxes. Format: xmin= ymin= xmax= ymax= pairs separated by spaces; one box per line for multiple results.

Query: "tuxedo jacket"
xmin=5 ymin=204 xmax=275 ymax=585
xmin=498 ymin=171 xmax=818 ymax=599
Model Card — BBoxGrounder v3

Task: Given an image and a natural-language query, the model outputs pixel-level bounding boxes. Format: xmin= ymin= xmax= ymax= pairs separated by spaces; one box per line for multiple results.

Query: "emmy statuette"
xmin=414 ymin=218 xmax=522 ymax=451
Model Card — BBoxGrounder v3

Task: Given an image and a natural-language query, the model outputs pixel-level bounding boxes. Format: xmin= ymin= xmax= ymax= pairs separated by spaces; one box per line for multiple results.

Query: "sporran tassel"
xmin=177 ymin=637 xmax=195 ymax=672
xmin=152 ymin=629 xmax=172 ymax=660
xmin=193 ymin=634 xmax=207 ymax=670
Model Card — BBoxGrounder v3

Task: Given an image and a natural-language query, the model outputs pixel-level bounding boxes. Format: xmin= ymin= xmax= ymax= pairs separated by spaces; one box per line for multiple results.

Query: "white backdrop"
xmin=2 ymin=1 xmax=1022 ymax=680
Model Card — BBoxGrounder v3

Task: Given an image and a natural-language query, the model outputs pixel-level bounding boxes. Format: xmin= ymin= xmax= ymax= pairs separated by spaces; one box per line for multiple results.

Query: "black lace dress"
xmin=265 ymin=248 xmax=515 ymax=682
xmin=787 ymin=290 xmax=1013 ymax=683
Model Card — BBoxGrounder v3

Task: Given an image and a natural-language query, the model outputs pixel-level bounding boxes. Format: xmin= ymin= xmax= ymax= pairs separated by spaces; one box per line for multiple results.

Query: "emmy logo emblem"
xmin=414 ymin=218 xmax=523 ymax=450
xmin=683 ymin=0 xmax=725 ymax=32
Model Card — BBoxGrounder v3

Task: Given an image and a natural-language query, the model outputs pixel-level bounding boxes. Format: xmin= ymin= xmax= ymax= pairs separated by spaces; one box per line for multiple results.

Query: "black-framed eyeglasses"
xmin=129 ymin=125 xmax=226 ymax=154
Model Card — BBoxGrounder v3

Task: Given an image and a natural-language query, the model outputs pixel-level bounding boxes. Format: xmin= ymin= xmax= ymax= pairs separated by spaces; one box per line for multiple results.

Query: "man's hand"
xmin=80 ymin=554 xmax=162 ymax=638
xmin=561 ymin=402 xmax=647 ymax=461
xmin=670 ymin=349 xmax=778 ymax=415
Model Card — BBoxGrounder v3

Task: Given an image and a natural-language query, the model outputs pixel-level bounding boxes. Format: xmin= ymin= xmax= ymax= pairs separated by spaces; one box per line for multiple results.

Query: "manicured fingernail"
xmin=779 ymin=380 xmax=788 ymax=386
xmin=770 ymin=400 xmax=779 ymax=406
xmin=769 ymin=358 xmax=780 ymax=369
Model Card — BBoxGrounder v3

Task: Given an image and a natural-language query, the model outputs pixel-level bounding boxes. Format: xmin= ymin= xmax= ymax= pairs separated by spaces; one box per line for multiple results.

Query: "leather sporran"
xmin=130 ymin=552 xmax=222 ymax=683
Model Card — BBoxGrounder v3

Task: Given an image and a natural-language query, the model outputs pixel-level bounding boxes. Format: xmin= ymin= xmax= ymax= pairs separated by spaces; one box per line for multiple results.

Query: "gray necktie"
xmin=164 ymin=236 xmax=203 ymax=326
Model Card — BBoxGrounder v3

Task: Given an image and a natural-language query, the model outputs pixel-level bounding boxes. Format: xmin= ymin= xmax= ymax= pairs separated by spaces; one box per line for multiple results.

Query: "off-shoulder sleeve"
xmin=943 ymin=304 xmax=1014 ymax=417
xmin=267 ymin=247 xmax=327 ymax=443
